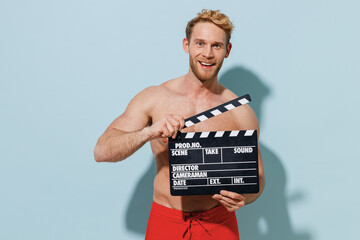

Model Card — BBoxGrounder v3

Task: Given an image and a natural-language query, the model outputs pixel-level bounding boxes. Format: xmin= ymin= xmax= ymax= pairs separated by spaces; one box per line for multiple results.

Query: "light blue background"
xmin=1 ymin=1 xmax=359 ymax=239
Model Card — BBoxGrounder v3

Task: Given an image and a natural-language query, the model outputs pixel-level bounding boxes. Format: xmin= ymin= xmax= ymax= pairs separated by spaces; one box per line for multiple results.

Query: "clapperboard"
xmin=168 ymin=94 xmax=259 ymax=196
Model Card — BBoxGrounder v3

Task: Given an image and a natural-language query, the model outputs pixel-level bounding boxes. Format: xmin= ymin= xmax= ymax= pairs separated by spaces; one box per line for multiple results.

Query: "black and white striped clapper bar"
xmin=168 ymin=94 xmax=259 ymax=196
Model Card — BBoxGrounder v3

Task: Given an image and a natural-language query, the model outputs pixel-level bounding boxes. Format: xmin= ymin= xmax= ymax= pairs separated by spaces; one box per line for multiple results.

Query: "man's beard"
xmin=189 ymin=56 xmax=224 ymax=82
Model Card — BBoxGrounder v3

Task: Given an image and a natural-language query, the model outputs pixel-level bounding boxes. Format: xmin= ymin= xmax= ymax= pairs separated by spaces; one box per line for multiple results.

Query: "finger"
xmin=212 ymin=194 xmax=221 ymax=200
xmin=170 ymin=115 xmax=185 ymax=130
xmin=166 ymin=119 xmax=179 ymax=139
xmin=213 ymin=192 xmax=245 ymax=209
xmin=165 ymin=121 xmax=175 ymax=137
xmin=213 ymin=194 xmax=242 ymax=207
xmin=218 ymin=199 xmax=237 ymax=212
xmin=171 ymin=131 xmax=178 ymax=139
xmin=166 ymin=115 xmax=182 ymax=138
xmin=166 ymin=115 xmax=181 ymax=131
xmin=179 ymin=117 xmax=185 ymax=130
xmin=160 ymin=122 xmax=170 ymax=138
xmin=220 ymin=190 xmax=245 ymax=201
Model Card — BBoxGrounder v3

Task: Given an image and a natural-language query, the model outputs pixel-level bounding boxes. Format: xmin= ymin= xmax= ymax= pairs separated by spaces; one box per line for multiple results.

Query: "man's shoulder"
xmin=129 ymin=78 xmax=182 ymax=113
xmin=220 ymin=87 xmax=238 ymax=100
xmin=139 ymin=77 xmax=183 ymax=97
xmin=220 ymin=87 xmax=258 ymax=129
xmin=138 ymin=85 xmax=167 ymax=97
xmin=160 ymin=76 xmax=185 ymax=93
xmin=135 ymin=84 xmax=171 ymax=101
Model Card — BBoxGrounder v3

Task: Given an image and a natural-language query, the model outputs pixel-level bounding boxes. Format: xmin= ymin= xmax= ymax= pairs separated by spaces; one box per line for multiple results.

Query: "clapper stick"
xmin=182 ymin=94 xmax=251 ymax=129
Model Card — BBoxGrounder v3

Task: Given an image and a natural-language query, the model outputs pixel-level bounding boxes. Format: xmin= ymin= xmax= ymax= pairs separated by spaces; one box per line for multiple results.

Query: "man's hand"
xmin=145 ymin=114 xmax=185 ymax=140
xmin=212 ymin=190 xmax=246 ymax=212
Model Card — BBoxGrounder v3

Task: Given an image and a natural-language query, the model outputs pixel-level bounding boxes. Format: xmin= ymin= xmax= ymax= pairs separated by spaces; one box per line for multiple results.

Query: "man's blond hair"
xmin=185 ymin=9 xmax=234 ymax=46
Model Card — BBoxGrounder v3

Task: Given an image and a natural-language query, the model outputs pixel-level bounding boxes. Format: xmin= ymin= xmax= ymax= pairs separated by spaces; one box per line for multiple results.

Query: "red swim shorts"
xmin=145 ymin=201 xmax=239 ymax=240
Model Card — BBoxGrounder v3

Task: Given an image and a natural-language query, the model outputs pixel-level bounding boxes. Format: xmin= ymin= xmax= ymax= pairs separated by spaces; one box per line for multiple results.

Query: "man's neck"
xmin=182 ymin=70 xmax=221 ymax=98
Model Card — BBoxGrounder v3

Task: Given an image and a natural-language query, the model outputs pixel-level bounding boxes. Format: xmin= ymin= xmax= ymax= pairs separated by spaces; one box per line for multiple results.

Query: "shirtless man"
xmin=94 ymin=9 xmax=264 ymax=240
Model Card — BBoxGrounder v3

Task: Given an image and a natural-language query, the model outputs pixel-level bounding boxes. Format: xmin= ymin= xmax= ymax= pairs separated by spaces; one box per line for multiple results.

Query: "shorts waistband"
xmin=151 ymin=201 xmax=232 ymax=222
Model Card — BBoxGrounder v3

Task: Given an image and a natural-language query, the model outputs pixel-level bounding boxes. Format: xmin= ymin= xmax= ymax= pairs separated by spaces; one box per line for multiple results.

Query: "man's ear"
xmin=183 ymin=38 xmax=190 ymax=53
xmin=225 ymin=42 xmax=232 ymax=58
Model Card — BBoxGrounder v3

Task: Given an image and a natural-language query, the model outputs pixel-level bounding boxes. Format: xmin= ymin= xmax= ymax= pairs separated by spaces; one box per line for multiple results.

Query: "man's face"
xmin=183 ymin=22 xmax=232 ymax=82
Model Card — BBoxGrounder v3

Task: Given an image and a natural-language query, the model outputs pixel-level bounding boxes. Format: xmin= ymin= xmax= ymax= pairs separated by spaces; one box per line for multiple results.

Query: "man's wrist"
xmin=139 ymin=127 xmax=153 ymax=143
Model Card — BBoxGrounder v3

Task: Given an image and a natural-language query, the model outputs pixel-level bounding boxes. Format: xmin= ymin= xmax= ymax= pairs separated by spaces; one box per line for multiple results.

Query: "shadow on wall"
xmin=125 ymin=66 xmax=312 ymax=240
xmin=220 ymin=66 xmax=311 ymax=240
xmin=125 ymin=159 xmax=155 ymax=235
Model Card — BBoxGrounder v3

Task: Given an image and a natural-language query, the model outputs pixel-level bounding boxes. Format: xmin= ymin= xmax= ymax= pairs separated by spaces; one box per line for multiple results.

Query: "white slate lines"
xmin=182 ymin=130 xmax=256 ymax=139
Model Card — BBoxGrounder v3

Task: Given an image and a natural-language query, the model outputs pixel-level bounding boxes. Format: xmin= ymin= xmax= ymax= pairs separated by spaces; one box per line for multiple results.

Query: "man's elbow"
xmin=93 ymin=145 xmax=124 ymax=162
xmin=94 ymin=146 xmax=106 ymax=162
xmin=93 ymin=144 xmax=114 ymax=162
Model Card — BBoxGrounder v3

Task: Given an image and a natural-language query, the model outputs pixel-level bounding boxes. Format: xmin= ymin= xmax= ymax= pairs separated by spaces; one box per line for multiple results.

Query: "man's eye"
xmin=214 ymin=44 xmax=220 ymax=48
xmin=197 ymin=42 xmax=204 ymax=46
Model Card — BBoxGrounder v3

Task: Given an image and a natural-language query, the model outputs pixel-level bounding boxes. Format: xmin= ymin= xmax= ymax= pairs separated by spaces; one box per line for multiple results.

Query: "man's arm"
xmin=212 ymin=105 xmax=265 ymax=211
xmin=94 ymin=86 xmax=185 ymax=162
xmin=94 ymin=128 xmax=149 ymax=163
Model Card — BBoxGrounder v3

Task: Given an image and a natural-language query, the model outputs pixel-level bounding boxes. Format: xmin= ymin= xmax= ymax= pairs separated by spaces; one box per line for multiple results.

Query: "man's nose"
xmin=202 ymin=46 xmax=214 ymax=58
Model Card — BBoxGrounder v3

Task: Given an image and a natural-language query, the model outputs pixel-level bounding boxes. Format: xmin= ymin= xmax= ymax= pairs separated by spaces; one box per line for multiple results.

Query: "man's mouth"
xmin=199 ymin=61 xmax=215 ymax=68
